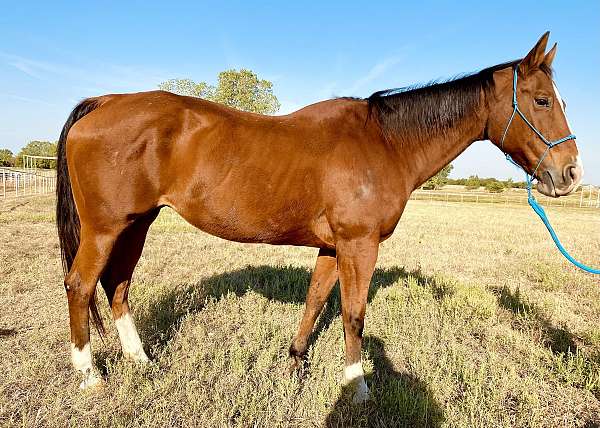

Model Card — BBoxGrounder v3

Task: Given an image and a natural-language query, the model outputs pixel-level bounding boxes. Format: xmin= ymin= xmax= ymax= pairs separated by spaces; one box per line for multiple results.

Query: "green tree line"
xmin=422 ymin=165 xmax=530 ymax=193
xmin=0 ymin=141 xmax=58 ymax=168
xmin=448 ymin=175 xmax=528 ymax=192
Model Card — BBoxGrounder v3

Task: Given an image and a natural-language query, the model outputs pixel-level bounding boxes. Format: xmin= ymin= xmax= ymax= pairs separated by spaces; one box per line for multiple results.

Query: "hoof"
xmin=79 ymin=370 xmax=103 ymax=390
xmin=124 ymin=349 xmax=150 ymax=363
xmin=352 ymin=380 xmax=371 ymax=404
xmin=285 ymin=355 xmax=307 ymax=377
xmin=285 ymin=358 xmax=298 ymax=376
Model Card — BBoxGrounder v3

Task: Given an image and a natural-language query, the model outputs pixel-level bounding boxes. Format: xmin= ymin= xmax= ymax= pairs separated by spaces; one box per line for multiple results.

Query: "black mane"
xmin=365 ymin=59 xmax=552 ymax=143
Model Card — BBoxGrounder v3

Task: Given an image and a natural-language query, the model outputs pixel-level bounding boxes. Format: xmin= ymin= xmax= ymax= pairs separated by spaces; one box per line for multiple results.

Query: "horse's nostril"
xmin=564 ymin=164 xmax=581 ymax=185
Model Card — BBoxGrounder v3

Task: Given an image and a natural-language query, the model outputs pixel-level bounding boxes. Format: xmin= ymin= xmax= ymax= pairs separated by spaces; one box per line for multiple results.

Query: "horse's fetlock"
xmin=289 ymin=341 xmax=307 ymax=359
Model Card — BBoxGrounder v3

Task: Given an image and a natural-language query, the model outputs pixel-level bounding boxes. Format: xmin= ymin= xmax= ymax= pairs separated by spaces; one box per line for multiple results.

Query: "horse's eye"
xmin=535 ymin=98 xmax=550 ymax=108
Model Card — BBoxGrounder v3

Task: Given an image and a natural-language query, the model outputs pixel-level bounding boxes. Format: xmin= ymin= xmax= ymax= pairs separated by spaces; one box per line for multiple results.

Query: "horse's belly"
xmin=166 ymin=197 xmax=331 ymax=248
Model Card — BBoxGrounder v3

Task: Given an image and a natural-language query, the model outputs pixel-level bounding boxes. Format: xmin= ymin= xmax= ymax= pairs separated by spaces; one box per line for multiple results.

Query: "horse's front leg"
xmin=289 ymin=248 xmax=338 ymax=369
xmin=336 ymin=235 xmax=379 ymax=403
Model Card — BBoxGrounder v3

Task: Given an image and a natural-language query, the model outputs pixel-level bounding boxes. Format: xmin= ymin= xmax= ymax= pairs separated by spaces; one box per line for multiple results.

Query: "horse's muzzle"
xmin=537 ymin=161 xmax=583 ymax=197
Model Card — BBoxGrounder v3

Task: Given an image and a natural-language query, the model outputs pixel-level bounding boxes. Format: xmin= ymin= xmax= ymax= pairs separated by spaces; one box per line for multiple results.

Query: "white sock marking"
xmin=344 ymin=362 xmax=364 ymax=383
xmin=71 ymin=342 xmax=101 ymax=389
xmin=344 ymin=361 xmax=371 ymax=403
xmin=115 ymin=312 xmax=149 ymax=362
xmin=71 ymin=342 xmax=93 ymax=373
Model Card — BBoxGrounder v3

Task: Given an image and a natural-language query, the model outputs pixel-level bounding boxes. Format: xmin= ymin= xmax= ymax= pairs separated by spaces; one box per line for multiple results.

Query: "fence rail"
xmin=411 ymin=189 xmax=600 ymax=209
xmin=1 ymin=168 xmax=56 ymax=199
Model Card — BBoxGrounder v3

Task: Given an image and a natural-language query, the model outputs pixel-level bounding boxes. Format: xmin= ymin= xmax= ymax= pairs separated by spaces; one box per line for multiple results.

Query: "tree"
xmin=465 ymin=175 xmax=481 ymax=190
xmin=16 ymin=141 xmax=57 ymax=168
xmin=158 ymin=78 xmax=214 ymax=99
xmin=422 ymin=163 xmax=453 ymax=190
xmin=159 ymin=69 xmax=280 ymax=115
xmin=0 ymin=149 xmax=14 ymax=167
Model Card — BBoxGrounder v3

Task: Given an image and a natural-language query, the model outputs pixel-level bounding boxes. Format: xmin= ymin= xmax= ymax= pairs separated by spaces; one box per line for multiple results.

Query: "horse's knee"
xmin=64 ymin=270 xmax=94 ymax=304
xmin=63 ymin=269 xmax=80 ymax=294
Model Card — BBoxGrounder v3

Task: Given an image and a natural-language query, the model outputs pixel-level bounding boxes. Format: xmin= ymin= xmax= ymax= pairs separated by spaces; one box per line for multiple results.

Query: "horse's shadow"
xmin=135 ymin=264 xmax=445 ymax=426
xmin=492 ymin=285 xmax=600 ymax=408
xmin=325 ymin=335 xmax=444 ymax=428
xmin=492 ymin=285 xmax=579 ymax=355
xmin=138 ymin=264 xmax=416 ymax=352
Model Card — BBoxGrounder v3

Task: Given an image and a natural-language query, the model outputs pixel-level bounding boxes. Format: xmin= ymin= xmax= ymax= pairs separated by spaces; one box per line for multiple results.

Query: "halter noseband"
xmin=500 ymin=65 xmax=599 ymax=275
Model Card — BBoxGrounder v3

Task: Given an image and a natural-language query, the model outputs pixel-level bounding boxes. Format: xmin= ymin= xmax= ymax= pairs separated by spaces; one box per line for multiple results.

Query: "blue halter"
xmin=500 ymin=66 xmax=599 ymax=275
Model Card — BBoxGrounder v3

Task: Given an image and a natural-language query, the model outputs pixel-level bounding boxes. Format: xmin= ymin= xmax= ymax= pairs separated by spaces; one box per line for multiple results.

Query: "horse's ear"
xmin=520 ymin=31 xmax=550 ymax=75
xmin=542 ymin=42 xmax=557 ymax=68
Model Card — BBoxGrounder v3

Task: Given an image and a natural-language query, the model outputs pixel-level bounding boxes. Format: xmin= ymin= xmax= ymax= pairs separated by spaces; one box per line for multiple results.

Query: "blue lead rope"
xmin=527 ymin=185 xmax=600 ymax=274
xmin=501 ymin=66 xmax=599 ymax=275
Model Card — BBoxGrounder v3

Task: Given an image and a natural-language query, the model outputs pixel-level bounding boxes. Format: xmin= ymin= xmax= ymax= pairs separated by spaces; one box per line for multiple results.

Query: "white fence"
xmin=1 ymin=168 xmax=56 ymax=199
xmin=411 ymin=186 xmax=600 ymax=209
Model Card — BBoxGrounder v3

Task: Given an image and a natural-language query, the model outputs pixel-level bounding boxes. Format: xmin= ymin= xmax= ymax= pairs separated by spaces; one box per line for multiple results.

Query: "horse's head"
xmin=488 ymin=32 xmax=583 ymax=197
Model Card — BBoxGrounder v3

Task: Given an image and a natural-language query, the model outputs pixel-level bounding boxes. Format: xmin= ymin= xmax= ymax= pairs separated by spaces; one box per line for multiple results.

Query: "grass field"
xmin=1 ymin=196 xmax=600 ymax=427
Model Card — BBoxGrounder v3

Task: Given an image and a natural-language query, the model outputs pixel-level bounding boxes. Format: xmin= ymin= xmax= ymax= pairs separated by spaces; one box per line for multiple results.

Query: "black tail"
xmin=56 ymin=98 xmax=106 ymax=336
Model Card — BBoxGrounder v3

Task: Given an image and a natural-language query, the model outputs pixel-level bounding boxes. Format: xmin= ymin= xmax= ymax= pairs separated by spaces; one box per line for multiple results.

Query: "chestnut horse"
xmin=57 ymin=32 xmax=582 ymax=401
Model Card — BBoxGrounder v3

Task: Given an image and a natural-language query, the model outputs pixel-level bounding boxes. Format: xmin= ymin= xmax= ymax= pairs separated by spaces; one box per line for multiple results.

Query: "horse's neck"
xmin=394 ymin=103 xmax=488 ymax=191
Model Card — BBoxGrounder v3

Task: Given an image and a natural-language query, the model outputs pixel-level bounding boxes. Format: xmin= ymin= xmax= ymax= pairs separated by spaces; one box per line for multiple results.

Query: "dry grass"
xmin=1 ymin=195 xmax=600 ymax=427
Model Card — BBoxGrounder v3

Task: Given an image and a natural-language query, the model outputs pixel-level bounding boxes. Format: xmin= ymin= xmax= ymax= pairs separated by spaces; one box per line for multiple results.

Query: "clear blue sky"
xmin=1 ymin=1 xmax=598 ymax=183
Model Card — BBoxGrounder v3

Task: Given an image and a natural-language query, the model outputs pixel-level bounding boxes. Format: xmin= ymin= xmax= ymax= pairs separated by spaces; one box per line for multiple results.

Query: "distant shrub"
xmin=447 ymin=175 xmax=527 ymax=190
xmin=465 ymin=175 xmax=480 ymax=190
xmin=486 ymin=181 xmax=505 ymax=193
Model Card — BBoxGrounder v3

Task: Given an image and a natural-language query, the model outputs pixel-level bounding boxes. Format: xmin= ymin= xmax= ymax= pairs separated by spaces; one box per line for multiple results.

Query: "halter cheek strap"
xmin=500 ymin=65 xmax=599 ymax=275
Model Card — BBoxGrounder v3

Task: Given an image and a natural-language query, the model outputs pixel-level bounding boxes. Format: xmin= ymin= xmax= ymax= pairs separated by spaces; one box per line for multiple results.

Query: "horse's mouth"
xmin=536 ymin=171 xmax=558 ymax=198
xmin=537 ymin=170 xmax=578 ymax=198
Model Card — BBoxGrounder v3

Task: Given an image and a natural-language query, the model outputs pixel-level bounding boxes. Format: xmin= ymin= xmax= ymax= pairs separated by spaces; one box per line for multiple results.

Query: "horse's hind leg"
xmin=289 ymin=248 xmax=338 ymax=369
xmin=66 ymin=225 xmax=121 ymax=389
xmin=100 ymin=210 xmax=159 ymax=362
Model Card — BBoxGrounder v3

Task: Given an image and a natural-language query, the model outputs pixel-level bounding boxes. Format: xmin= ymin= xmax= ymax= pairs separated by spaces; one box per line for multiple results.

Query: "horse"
xmin=56 ymin=32 xmax=583 ymax=402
